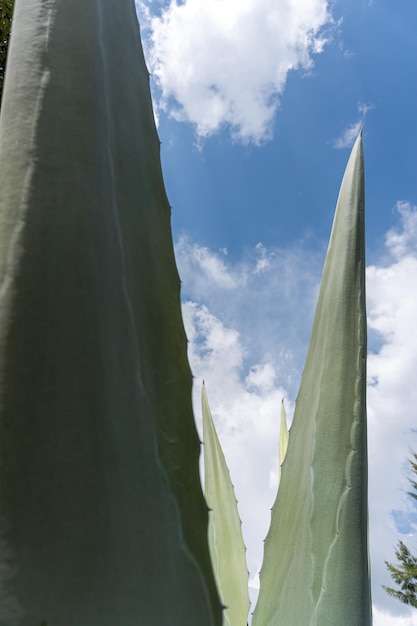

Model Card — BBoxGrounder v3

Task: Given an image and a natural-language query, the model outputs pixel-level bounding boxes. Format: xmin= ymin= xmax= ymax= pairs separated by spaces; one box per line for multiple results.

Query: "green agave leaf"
xmin=279 ymin=399 xmax=289 ymax=469
xmin=252 ymin=133 xmax=371 ymax=626
xmin=202 ymin=383 xmax=250 ymax=626
xmin=266 ymin=399 xmax=290 ymax=540
xmin=0 ymin=2 xmax=220 ymax=625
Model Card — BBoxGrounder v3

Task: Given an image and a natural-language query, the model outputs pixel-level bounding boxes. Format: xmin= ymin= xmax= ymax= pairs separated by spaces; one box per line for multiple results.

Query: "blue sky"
xmin=136 ymin=1 xmax=417 ymax=624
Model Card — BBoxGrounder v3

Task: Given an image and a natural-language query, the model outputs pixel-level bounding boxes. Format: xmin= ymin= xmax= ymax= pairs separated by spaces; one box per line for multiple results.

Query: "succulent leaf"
xmin=252 ymin=133 xmax=372 ymax=626
xmin=202 ymin=383 xmax=251 ymax=626
xmin=0 ymin=1 xmax=221 ymax=624
xmin=279 ymin=399 xmax=289 ymax=469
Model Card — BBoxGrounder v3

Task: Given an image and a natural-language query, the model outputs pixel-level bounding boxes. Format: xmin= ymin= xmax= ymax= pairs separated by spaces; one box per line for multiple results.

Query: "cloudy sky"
xmin=136 ymin=1 xmax=417 ymax=624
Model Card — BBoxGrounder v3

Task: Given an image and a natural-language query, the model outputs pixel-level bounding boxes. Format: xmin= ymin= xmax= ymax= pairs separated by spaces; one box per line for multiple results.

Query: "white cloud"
xmin=385 ymin=201 xmax=417 ymax=259
xmin=143 ymin=0 xmax=333 ymax=143
xmin=334 ymin=120 xmax=362 ymax=149
xmin=246 ymin=362 xmax=276 ymax=393
xmin=176 ymin=237 xmax=239 ymax=289
xmin=176 ymin=204 xmax=417 ymax=623
xmin=253 ymin=242 xmax=271 ymax=274
xmin=334 ymin=100 xmax=374 ymax=148
xmin=359 ymin=101 xmax=375 ymax=116
xmin=176 ymin=235 xmax=323 ymax=396
xmin=373 ymin=607 xmax=417 ymax=626
xmin=366 ymin=203 xmax=417 ymax=615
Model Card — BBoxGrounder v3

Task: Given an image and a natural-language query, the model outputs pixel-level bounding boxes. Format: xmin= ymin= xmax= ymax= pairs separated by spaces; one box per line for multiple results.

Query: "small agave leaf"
xmin=0 ymin=1 xmax=220 ymax=624
xmin=279 ymin=399 xmax=289 ymax=468
xmin=276 ymin=399 xmax=289 ymax=487
xmin=252 ymin=133 xmax=371 ymax=626
xmin=202 ymin=383 xmax=251 ymax=626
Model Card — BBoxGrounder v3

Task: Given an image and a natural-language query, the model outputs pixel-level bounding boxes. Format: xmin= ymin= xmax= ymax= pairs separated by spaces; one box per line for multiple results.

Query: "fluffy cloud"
xmin=334 ymin=120 xmax=363 ymax=149
xmin=176 ymin=235 xmax=323 ymax=396
xmin=334 ymin=101 xmax=374 ymax=148
xmin=176 ymin=203 xmax=417 ymax=623
xmin=141 ymin=0 xmax=333 ymax=143
xmin=373 ymin=608 xmax=417 ymax=626
xmin=176 ymin=237 xmax=240 ymax=290
xmin=366 ymin=203 xmax=417 ymax=614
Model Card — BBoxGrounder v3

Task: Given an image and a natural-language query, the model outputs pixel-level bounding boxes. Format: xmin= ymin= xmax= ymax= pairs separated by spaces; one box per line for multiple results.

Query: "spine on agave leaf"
xmin=202 ymin=383 xmax=250 ymax=626
xmin=0 ymin=1 xmax=220 ymax=625
xmin=252 ymin=133 xmax=371 ymax=626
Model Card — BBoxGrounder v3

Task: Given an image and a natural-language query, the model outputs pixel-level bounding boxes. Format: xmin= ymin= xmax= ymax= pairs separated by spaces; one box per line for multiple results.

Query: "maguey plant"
xmin=202 ymin=133 xmax=371 ymax=626
xmin=0 ymin=0 xmax=371 ymax=624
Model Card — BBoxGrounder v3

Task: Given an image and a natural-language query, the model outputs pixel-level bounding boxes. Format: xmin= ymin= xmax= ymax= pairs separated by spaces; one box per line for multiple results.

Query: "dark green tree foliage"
xmin=383 ymin=542 xmax=417 ymax=608
xmin=384 ymin=452 xmax=417 ymax=608
xmin=407 ymin=452 xmax=417 ymax=504
xmin=0 ymin=0 xmax=14 ymax=108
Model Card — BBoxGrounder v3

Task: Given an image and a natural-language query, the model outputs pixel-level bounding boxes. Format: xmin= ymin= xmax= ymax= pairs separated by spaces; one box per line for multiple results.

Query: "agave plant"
xmin=0 ymin=0 xmax=371 ymax=624
xmin=202 ymin=133 xmax=371 ymax=626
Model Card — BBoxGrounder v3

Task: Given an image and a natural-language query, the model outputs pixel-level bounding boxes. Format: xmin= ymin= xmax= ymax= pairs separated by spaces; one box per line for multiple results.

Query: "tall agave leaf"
xmin=0 ymin=1 xmax=220 ymax=624
xmin=252 ymin=133 xmax=371 ymax=626
xmin=202 ymin=383 xmax=250 ymax=626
